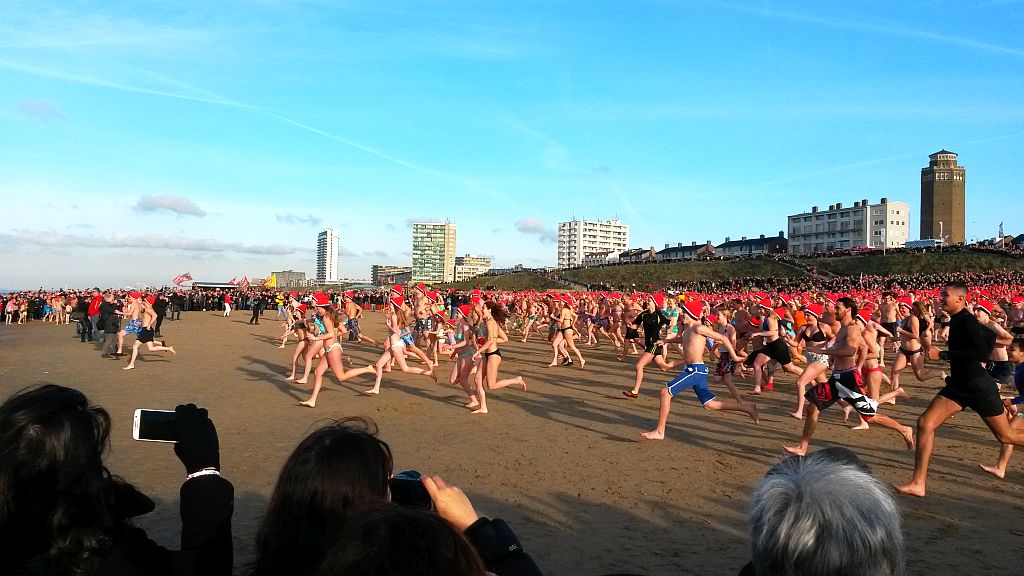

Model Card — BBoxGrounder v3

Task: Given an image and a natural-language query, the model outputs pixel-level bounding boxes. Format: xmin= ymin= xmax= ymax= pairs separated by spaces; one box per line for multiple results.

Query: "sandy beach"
xmin=1 ymin=311 xmax=1020 ymax=575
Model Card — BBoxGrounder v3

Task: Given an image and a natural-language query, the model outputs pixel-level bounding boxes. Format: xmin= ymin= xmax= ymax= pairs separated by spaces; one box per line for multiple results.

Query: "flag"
xmin=172 ymin=272 xmax=193 ymax=286
xmin=262 ymin=273 xmax=277 ymax=288
xmin=239 ymin=276 xmax=250 ymax=290
xmin=228 ymin=277 xmax=237 ymax=285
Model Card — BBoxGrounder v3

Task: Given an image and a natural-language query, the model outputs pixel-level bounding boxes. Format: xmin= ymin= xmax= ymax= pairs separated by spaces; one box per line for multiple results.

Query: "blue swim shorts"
xmin=666 ymin=363 xmax=715 ymax=405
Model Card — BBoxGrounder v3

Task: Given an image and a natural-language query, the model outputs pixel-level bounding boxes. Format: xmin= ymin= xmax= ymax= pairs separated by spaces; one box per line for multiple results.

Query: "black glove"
xmin=173 ymin=404 xmax=220 ymax=474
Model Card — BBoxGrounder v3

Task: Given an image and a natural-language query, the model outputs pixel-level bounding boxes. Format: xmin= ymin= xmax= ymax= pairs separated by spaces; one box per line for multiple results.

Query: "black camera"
xmin=389 ymin=470 xmax=433 ymax=510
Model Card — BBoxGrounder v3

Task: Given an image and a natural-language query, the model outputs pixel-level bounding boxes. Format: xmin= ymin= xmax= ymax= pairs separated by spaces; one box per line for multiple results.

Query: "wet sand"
xmin=1 ymin=312 xmax=1020 ymax=575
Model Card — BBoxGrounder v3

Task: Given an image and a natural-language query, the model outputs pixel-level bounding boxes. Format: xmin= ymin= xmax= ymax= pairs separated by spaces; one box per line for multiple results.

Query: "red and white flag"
xmin=172 ymin=272 xmax=193 ymax=286
xmin=228 ymin=277 xmax=238 ymax=285
xmin=238 ymin=276 xmax=250 ymax=290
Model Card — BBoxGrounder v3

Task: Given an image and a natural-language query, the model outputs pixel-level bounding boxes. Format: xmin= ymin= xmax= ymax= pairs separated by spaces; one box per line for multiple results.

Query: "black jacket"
xmin=464 ymin=517 xmax=542 ymax=576
xmin=94 ymin=476 xmax=233 ymax=576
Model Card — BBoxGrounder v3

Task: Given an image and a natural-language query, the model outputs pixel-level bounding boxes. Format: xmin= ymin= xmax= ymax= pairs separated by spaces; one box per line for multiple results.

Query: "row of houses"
xmin=581 ymin=232 xmax=788 ymax=266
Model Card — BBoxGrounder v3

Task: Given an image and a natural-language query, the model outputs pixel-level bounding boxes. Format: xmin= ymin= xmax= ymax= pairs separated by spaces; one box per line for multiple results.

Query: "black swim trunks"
xmin=139 ymin=328 xmax=155 ymax=343
xmin=758 ymin=338 xmax=792 ymax=365
xmin=987 ymin=360 xmax=1016 ymax=385
xmin=805 ymin=368 xmax=877 ymax=420
xmin=937 ymin=374 xmax=1004 ymax=418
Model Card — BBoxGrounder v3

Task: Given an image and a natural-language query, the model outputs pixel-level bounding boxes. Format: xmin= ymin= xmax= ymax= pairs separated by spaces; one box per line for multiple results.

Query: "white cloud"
xmin=276 ymin=213 xmax=321 ymax=226
xmin=514 ymin=218 xmax=557 ymax=244
xmin=136 ymin=195 xmax=206 ymax=217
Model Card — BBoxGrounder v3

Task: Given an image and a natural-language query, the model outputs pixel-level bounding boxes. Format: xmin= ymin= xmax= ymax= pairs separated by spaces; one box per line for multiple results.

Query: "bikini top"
xmin=312 ymin=317 xmax=326 ymax=334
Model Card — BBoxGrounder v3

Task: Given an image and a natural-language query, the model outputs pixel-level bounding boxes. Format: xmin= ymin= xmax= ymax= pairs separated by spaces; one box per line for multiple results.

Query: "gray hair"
xmin=748 ymin=451 xmax=905 ymax=576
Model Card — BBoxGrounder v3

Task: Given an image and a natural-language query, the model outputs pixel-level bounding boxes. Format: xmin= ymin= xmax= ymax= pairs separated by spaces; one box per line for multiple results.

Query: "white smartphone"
xmin=133 ymin=409 xmax=177 ymax=443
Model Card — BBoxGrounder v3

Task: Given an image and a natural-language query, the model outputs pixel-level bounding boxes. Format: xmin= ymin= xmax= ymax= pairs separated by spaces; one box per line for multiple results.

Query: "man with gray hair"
xmin=741 ymin=447 xmax=905 ymax=576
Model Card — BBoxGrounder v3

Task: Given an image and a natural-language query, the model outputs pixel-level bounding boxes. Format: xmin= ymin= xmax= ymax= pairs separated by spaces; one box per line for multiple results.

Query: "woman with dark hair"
xmin=252 ymin=418 xmax=541 ymax=576
xmin=470 ymin=301 xmax=527 ymax=415
xmin=315 ymin=504 xmax=487 ymax=576
xmin=0 ymin=385 xmax=232 ymax=576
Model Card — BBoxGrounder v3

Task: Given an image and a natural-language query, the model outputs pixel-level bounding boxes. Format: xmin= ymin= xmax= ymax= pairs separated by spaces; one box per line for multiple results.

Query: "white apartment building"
xmin=411 ymin=221 xmax=457 ymax=283
xmin=315 ymin=228 xmax=340 ymax=283
xmin=557 ymin=219 xmax=629 ymax=269
xmin=787 ymin=198 xmax=910 ymax=255
xmin=453 ymin=254 xmax=492 ymax=282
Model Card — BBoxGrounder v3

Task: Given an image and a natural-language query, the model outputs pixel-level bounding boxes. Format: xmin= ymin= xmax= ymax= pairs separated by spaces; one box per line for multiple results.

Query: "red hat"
xmin=758 ymin=298 xmax=772 ymax=309
xmin=457 ymin=304 xmax=472 ymax=318
xmin=824 ymin=293 xmax=839 ymax=305
xmin=443 ymin=317 xmax=455 ymax=327
xmin=390 ymin=295 xmax=405 ymax=309
xmin=897 ymin=297 xmax=913 ymax=310
xmin=778 ymin=293 xmax=793 ymax=306
xmin=682 ymin=300 xmax=703 ymax=320
xmin=416 ymin=284 xmax=428 ymax=294
xmin=425 ymin=290 xmax=440 ymax=303
xmin=1012 ymin=295 xmax=1024 ymax=304
xmin=298 ymin=304 xmax=307 ymax=313
xmin=650 ymin=294 xmax=666 ymax=308
xmin=774 ymin=307 xmax=788 ymax=319
xmin=390 ymin=284 xmax=404 ymax=296
xmin=755 ymin=291 xmax=768 ymax=300
xmin=471 ymin=289 xmax=481 ymax=304
xmin=342 ymin=291 xmax=355 ymax=300
xmin=129 ymin=291 xmax=141 ymax=299
xmin=975 ymin=300 xmax=994 ymax=315
xmin=749 ymin=316 xmax=761 ymax=327
xmin=855 ymin=309 xmax=872 ymax=324
xmin=312 ymin=292 xmax=330 ymax=307
xmin=146 ymin=295 xmax=156 ymax=305
xmin=804 ymin=303 xmax=824 ymax=319
xmin=290 ymin=292 xmax=298 ymax=297
xmin=705 ymin=314 xmax=719 ymax=324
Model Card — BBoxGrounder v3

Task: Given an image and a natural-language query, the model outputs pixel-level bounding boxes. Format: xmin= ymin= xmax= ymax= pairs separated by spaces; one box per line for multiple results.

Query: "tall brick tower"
xmin=920 ymin=150 xmax=965 ymax=244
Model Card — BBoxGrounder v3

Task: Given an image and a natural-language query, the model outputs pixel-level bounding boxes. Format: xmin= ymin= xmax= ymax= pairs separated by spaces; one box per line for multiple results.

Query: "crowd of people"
xmin=5 ymin=261 xmax=1024 ymax=574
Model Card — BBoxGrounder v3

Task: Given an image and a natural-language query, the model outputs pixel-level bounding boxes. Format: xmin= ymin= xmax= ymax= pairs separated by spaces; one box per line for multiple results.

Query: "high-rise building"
xmin=371 ymin=265 xmax=412 ymax=287
xmin=453 ymin=254 xmax=492 ymax=282
xmin=920 ymin=150 xmax=966 ymax=244
xmin=272 ymin=269 xmax=307 ymax=288
xmin=316 ymin=228 xmax=340 ymax=283
xmin=787 ymin=198 xmax=910 ymax=255
xmin=411 ymin=221 xmax=456 ymax=283
xmin=557 ymin=219 xmax=629 ymax=269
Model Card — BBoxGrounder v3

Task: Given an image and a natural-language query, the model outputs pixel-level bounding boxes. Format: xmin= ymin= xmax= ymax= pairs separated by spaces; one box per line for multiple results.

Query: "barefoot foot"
xmin=123 ymin=365 xmax=135 ymax=371
xmin=295 ymin=378 xmax=308 ymax=384
xmin=979 ymin=464 xmax=1006 ymax=479
xmin=470 ymin=407 xmax=489 ymax=414
xmin=782 ymin=444 xmax=806 ymax=456
xmin=788 ymin=411 xmax=804 ymax=420
xmin=851 ymin=422 xmax=870 ymax=430
xmin=641 ymin=430 xmax=665 ymax=440
xmin=750 ymin=403 xmax=759 ymax=424
xmin=894 ymin=482 xmax=926 ymax=497
xmin=298 ymin=400 xmax=316 ymax=408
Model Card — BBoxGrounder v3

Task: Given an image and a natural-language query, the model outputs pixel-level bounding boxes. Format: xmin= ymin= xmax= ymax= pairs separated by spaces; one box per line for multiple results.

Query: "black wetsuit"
xmin=939 ymin=308 xmax=1001 ymax=417
xmin=634 ymin=310 xmax=669 ymax=354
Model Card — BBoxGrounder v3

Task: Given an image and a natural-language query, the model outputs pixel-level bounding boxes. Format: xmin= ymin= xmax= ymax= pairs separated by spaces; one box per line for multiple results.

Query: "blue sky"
xmin=1 ymin=0 xmax=1022 ymax=288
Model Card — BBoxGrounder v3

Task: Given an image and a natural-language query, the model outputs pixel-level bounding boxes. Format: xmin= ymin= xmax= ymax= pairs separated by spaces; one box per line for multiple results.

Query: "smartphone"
xmin=389 ymin=470 xmax=433 ymax=510
xmin=133 ymin=409 xmax=177 ymax=443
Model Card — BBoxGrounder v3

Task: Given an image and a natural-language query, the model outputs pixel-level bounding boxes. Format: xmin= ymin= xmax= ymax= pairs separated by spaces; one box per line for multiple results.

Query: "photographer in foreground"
xmin=251 ymin=417 xmax=541 ymax=576
xmin=0 ymin=385 xmax=233 ymax=576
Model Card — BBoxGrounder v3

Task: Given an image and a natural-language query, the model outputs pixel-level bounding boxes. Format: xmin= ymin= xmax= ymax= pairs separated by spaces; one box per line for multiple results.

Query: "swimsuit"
xmin=123 ymin=318 xmax=142 ymax=335
xmin=665 ymin=363 xmax=715 ymax=405
xmin=806 ymin=367 xmax=877 ymax=420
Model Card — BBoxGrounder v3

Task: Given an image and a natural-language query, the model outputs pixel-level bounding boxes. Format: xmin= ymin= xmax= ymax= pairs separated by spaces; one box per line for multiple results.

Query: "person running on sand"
xmin=889 ymin=299 xmax=944 ymax=394
xmin=641 ymin=301 xmax=758 ymax=441
xmin=979 ymin=339 xmax=1024 ymax=479
xmin=364 ymin=296 xmax=436 ymax=395
xmin=549 ymin=295 xmax=586 ymax=368
xmin=897 ymin=282 xmax=1024 ymax=497
xmin=469 ymin=301 xmax=527 ymax=415
xmin=283 ymin=304 xmax=311 ymax=380
xmin=342 ymin=291 xmax=379 ymax=347
xmin=785 ymin=303 xmax=833 ymax=420
xmin=622 ymin=294 xmax=673 ymax=398
xmin=783 ymin=297 xmax=914 ymax=456
xmin=123 ymin=296 xmax=176 ymax=370
xmin=299 ymin=294 xmax=376 ymax=408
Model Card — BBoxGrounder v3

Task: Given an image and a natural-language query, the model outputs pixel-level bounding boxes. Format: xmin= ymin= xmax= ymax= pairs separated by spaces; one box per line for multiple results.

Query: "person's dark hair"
xmin=485 ymin=300 xmax=510 ymax=324
xmin=944 ymin=281 xmax=968 ymax=295
xmin=252 ymin=417 xmax=393 ymax=576
xmin=0 ymin=385 xmax=119 ymax=574
xmin=837 ymin=297 xmax=858 ymax=316
xmin=315 ymin=504 xmax=487 ymax=576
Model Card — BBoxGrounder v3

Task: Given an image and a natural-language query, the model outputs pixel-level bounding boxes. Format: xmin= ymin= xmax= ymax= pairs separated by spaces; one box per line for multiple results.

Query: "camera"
xmin=389 ymin=470 xmax=433 ymax=510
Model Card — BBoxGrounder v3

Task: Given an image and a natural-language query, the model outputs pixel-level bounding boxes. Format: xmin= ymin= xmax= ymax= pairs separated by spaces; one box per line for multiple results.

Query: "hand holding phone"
xmin=173 ymin=404 xmax=220 ymax=474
